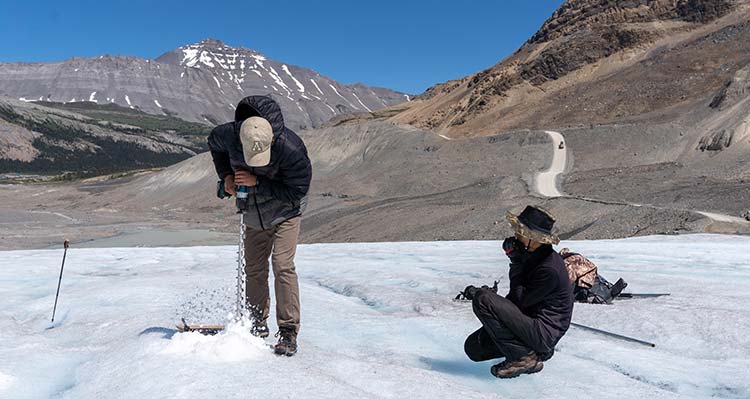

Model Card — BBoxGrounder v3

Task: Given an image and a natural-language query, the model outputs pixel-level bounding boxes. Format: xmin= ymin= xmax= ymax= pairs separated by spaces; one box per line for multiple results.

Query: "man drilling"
xmin=208 ymin=95 xmax=312 ymax=356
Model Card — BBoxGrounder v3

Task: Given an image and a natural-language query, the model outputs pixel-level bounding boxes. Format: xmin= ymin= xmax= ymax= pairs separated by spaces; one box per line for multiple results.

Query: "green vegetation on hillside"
xmin=34 ymin=101 xmax=211 ymax=137
xmin=0 ymin=100 xmax=206 ymax=178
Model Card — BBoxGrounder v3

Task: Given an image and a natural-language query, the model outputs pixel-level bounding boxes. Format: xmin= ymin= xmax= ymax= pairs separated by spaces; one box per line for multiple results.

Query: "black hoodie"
xmin=506 ymin=245 xmax=574 ymax=350
xmin=207 ymin=95 xmax=312 ymax=230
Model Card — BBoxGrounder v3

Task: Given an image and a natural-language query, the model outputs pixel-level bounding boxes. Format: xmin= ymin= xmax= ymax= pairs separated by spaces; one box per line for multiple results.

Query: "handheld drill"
xmin=217 ymin=179 xmax=251 ymax=213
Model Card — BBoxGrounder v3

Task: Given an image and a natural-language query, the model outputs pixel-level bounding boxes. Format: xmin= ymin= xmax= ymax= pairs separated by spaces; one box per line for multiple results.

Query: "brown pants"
xmin=244 ymin=216 xmax=301 ymax=334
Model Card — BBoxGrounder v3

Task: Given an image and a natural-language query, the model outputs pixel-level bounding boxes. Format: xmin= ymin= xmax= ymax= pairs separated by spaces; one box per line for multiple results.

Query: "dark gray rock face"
xmin=0 ymin=38 xmax=410 ymax=130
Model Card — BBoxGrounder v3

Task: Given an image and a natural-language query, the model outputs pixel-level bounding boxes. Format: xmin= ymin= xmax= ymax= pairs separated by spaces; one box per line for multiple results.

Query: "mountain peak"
xmin=155 ymin=38 xmax=265 ymax=70
xmin=194 ymin=38 xmax=226 ymax=47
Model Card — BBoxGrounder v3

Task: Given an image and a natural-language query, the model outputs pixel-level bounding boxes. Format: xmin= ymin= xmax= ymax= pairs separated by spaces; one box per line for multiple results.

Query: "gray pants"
xmin=244 ymin=217 xmax=301 ymax=334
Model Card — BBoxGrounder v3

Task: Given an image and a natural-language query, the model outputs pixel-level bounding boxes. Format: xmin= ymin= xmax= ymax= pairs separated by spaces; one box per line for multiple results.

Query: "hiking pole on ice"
xmin=617 ymin=293 xmax=670 ymax=299
xmin=51 ymin=239 xmax=70 ymax=323
xmin=571 ymin=322 xmax=655 ymax=348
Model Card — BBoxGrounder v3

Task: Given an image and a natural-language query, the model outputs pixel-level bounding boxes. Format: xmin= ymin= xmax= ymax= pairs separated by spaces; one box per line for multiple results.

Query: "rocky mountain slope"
xmin=2 ymin=1 xmax=748 ymax=247
xmin=0 ymin=98 xmax=209 ymax=176
xmin=0 ymin=39 xmax=410 ymax=130
xmin=392 ymin=0 xmax=749 ymax=137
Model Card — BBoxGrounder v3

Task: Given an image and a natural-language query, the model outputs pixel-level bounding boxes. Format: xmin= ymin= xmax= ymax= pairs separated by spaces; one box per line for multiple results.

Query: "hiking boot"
xmin=490 ymin=352 xmax=543 ymax=379
xmin=274 ymin=328 xmax=298 ymax=357
xmin=251 ymin=318 xmax=269 ymax=338
xmin=538 ymin=348 xmax=555 ymax=362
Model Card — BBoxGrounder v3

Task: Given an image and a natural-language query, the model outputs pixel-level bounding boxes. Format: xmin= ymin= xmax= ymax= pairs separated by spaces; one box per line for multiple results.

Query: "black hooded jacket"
xmin=506 ymin=245 xmax=574 ymax=349
xmin=207 ymin=96 xmax=312 ymax=230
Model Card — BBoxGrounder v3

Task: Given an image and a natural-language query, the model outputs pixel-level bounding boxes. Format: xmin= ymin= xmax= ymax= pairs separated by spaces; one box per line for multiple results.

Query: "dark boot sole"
xmin=493 ymin=362 xmax=543 ymax=379
xmin=274 ymin=348 xmax=297 ymax=357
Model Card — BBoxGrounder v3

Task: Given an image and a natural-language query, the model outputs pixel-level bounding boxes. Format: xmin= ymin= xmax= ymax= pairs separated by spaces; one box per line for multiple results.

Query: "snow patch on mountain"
xmin=181 ymin=48 xmax=199 ymax=67
xmin=282 ymin=65 xmax=306 ymax=93
xmin=268 ymin=66 xmax=292 ymax=97
xmin=310 ymin=79 xmax=324 ymax=96
xmin=352 ymin=92 xmax=373 ymax=112
xmin=329 ymin=84 xmax=358 ymax=109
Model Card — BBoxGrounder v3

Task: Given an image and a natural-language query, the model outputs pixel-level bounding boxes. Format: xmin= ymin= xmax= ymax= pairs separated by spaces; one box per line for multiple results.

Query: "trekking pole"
xmin=571 ymin=322 xmax=655 ymax=348
xmin=617 ymin=293 xmax=670 ymax=299
xmin=51 ymin=239 xmax=70 ymax=323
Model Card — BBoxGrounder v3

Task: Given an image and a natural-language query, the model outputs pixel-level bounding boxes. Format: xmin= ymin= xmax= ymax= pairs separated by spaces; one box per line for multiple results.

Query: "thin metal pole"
xmin=236 ymin=213 xmax=246 ymax=320
xmin=572 ymin=322 xmax=655 ymax=347
xmin=51 ymin=239 xmax=70 ymax=323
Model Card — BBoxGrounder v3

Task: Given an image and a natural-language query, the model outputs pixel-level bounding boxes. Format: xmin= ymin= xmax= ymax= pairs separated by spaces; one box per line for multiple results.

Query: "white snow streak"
xmin=125 ymin=95 xmax=133 ymax=109
xmin=250 ymin=70 xmax=262 ymax=77
xmin=213 ymin=76 xmax=222 ymax=89
xmin=89 ymin=92 xmax=97 ymax=102
xmin=250 ymin=54 xmax=268 ymax=71
xmin=282 ymin=64 xmax=305 ymax=93
xmin=329 ymin=84 xmax=358 ymax=109
xmin=322 ymin=102 xmax=336 ymax=114
xmin=154 ymin=99 xmax=163 ymax=108
xmin=181 ymin=72 xmax=185 ymax=78
xmin=268 ymin=66 xmax=292 ymax=96
xmin=351 ymin=92 xmax=373 ymax=112
xmin=405 ymin=94 xmax=411 ymax=101
xmin=310 ymin=79 xmax=325 ymax=96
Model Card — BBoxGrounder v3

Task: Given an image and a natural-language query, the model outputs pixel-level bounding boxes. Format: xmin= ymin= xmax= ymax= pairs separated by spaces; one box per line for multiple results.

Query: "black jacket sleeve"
xmin=506 ymin=263 xmax=525 ymax=305
xmin=207 ymin=125 xmax=234 ymax=180
xmin=255 ymin=137 xmax=312 ymax=204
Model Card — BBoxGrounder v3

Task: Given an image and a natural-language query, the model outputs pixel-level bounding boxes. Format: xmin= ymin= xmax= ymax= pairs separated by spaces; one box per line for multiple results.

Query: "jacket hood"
xmin=235 ymin=95 xmax=285 ymax=135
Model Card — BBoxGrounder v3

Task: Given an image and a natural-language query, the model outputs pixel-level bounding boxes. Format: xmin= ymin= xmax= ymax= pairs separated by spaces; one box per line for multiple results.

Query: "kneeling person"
xmin=463 ymin=206 xmax=573 ymax=378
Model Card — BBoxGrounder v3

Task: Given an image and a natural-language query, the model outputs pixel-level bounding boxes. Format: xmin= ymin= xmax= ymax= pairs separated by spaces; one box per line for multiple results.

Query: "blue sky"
xmin=0 ymin=0 xmax=564 ymax=94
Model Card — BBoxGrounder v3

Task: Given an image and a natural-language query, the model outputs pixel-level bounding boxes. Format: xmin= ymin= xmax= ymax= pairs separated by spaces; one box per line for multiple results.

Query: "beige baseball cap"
xmin=240 ymin=116 xmax=273 ymax=167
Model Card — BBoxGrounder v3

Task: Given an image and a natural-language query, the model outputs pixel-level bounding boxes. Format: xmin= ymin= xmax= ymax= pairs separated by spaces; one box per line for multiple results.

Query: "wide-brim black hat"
xmin=506 ymin=205 xmax=560 ymax=245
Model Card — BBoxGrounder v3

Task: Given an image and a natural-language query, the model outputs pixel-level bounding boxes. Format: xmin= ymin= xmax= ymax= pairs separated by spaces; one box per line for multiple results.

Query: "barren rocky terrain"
xmin=1 ymin=0 xmax=748 ymax=249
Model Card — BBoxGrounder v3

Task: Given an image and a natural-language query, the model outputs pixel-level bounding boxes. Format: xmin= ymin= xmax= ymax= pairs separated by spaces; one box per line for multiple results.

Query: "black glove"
xmin=462 ymin=285 xmax=479 ymax=301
